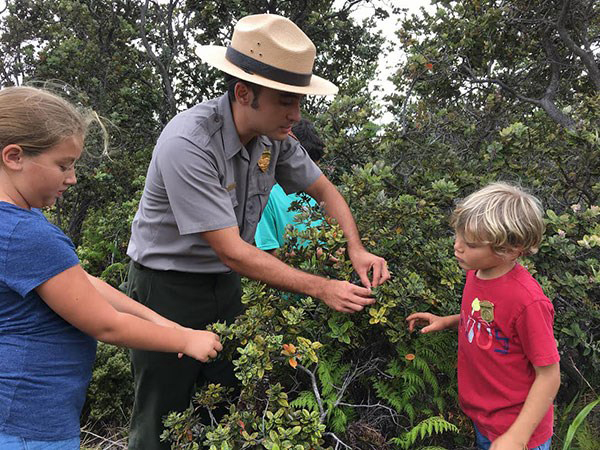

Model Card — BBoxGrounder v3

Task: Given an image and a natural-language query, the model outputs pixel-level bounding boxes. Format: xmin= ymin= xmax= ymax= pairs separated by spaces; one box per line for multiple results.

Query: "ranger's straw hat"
xmin=196 ymin=14 xmax=338 ymax=96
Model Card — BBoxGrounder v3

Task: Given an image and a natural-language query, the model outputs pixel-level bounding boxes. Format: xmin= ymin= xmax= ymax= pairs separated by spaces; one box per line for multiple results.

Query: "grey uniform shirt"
xmin=127 ymin=94 xmax=322 ymax=273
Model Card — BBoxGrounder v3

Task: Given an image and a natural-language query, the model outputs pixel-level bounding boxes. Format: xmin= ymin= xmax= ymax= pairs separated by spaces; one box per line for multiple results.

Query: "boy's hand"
xmin=490 ymin=432 xmax=528 ymax=450
xmin=406 ymin=312 xmax=447 ymax=333
xmin=182 ymin=329 xmax=223 ymax=362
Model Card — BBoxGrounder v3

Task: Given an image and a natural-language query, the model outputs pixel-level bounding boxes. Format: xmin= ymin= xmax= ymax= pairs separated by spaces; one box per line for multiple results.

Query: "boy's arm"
xmin=490 ymin=363 xmax=560 ymax=450
xmin=406 ymin=313 xmax=460 ymax=333
xmin=442 ymin=314 xmax=460 ymax=329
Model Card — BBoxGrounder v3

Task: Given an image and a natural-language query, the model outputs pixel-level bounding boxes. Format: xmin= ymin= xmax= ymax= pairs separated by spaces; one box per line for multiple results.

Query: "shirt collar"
xmin=217 ymin=94 xmax=244 ymax=160
xmin=217 ymin=94 xmax=272 ymax=161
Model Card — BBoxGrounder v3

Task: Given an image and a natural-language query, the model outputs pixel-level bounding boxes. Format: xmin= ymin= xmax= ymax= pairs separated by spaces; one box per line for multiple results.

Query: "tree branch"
xmin=398 ymin=76 xmax=418 ymax=137
xmin=140 ymin=0 xmax=177 ymax=118
xmin=295 ymin=363 xmax=325 ymax=420
xmin=460 ymin=59 xmax=576 ymax=130
xmin=324 ymin=432 xmax=353 ymax=449
xmin=337 ymin=401 xmax=401 ymax=425
xmin=540 ymin=33 xmax=561 ymax=101
xmin=556 ymin=0 xmax=600 ymax=90
xmin=460 ymin=62 xmax=539 ymax=104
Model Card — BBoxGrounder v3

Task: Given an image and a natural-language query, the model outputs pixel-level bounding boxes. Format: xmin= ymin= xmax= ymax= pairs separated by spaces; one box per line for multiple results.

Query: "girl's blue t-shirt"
xmin=0 ymin=202 xmax=97 ymax=440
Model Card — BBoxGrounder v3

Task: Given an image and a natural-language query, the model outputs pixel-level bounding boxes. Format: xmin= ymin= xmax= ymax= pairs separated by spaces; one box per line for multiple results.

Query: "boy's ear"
xmin=1 ymin=144 xmax=25 ymax=170
xmin=505 ymin=246 xmax=523 ymax=260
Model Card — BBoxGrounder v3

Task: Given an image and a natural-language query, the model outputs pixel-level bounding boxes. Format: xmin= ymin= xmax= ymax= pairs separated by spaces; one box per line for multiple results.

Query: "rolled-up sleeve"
xmin=275 ymin=139 xmax=322 ymax=195
xmin=157 ymin=135 xmax=238 ymax=235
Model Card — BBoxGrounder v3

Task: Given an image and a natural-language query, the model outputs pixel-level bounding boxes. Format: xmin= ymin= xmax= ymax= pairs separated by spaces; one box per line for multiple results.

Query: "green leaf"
xmin=562 ymin=398 xmax=600 ymax=450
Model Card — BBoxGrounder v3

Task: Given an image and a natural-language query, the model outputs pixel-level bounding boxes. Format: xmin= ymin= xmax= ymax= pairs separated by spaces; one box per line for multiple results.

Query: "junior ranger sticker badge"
xmin=480 ymin=301 xmax=495 ymax=323
xmin=258 ymin=148 xmax=271 ymax=172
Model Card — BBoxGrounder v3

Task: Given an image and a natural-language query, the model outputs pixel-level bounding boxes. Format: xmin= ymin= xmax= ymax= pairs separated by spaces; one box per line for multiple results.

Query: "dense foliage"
xmin=0 ymin=0 xmax=598 ymax=448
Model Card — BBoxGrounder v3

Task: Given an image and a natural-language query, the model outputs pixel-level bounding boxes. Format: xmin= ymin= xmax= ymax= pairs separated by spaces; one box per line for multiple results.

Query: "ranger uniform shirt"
xmin=127 ymin=94 xmax=322 ymax=273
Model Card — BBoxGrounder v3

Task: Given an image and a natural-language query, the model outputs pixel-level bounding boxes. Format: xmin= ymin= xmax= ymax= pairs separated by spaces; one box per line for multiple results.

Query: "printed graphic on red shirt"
xmin=462 ymin=297 xmax=509 ymax=355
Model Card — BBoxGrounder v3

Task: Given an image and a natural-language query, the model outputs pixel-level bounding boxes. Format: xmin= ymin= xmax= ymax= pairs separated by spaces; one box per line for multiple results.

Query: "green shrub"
xmin=162 ymin=160 xmax=599 ymax=448
xmin=84 ymin=343 xmax=133 ymax=425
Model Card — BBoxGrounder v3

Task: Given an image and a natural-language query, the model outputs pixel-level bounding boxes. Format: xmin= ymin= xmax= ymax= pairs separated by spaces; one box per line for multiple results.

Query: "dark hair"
xmin=225 ymin=75 xmax=262 ymax=109
xmin=292 ymin=119 xmax=324 ymax=162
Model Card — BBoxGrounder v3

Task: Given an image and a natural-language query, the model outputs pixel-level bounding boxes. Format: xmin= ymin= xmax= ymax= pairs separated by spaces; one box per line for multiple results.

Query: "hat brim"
xmin=196 ymin=45 xmax=339 ymax=96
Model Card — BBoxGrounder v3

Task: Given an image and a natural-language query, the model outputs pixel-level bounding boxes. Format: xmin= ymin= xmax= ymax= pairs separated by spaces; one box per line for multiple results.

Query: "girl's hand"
xmin=406 ymin=312 xmax=447 ymax=333
xmin=165 ymin=322 xmax=186 ymax=359
xmin=182 ymin=329 xmax=223 ymax=362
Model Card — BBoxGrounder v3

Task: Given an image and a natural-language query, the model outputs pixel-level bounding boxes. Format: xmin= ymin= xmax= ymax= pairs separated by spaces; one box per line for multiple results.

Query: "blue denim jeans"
xmin=474 ymin=424 xmax=552 ymax=450
xmin=0 ymin=431 xmax=79 ymax=449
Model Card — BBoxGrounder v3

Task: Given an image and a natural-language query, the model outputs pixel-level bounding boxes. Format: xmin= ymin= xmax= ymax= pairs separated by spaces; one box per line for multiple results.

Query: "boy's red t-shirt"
xmin=457 ymin=264 xmax=560 ymax=448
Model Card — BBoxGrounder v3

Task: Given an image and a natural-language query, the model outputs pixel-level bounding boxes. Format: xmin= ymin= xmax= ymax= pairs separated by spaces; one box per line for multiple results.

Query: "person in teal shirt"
xmin=255 ymin=119 xmax=324 ymax=254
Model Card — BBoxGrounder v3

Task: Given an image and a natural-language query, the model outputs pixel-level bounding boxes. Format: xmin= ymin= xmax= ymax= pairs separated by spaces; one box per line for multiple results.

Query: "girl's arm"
xmin=490 ymin=363 xmax=560 ymax=450
xmin=86 ymin=274 xmax=179 ymax=328
xmin=36 ymin=265 xmax=222 ymax=362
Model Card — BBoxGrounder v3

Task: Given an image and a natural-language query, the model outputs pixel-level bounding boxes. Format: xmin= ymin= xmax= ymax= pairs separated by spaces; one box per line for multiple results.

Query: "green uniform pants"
xmin=126 ymin=261 xmax=243 ymax=450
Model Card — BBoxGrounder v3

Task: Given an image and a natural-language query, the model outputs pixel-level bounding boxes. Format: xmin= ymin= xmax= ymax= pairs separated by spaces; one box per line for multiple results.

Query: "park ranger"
xmin=125 ymin=13 xmax=390 ymax=450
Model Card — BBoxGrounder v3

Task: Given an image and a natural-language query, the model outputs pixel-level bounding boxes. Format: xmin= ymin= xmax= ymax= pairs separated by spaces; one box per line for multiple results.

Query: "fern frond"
xmin=290 ymin=390 xmax=319 ymax=412
xmin=405 ymin=402 xmax=416 ymax=423
xmin=373 ymin=380 xmax=406 ymax=412
xmin=401 ymin=384 xmax=419 ymax=400
xmin=329 ymin=405 xmax=349 ymax=434
xmin=387 ymin=358 xmax=404 ymax=377
xmin=401 ymin=370 xmax=426 ymax=390
xmin=316 ymin=348 xmax=347 ymax=399
xmin=414 ymin=357 xmax=439 ymax=394
xmin=390 ymin=416 xmax=459 ymax=449
xmin=433 ymin=395 xmax=445 ymax=413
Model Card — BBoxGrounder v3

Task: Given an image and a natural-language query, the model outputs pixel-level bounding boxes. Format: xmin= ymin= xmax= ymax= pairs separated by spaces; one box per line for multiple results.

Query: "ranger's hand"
xmin=319 ymin=279 xmax=375 ymax=313
xmin=348 ymin=247 xmax=390 ymax=289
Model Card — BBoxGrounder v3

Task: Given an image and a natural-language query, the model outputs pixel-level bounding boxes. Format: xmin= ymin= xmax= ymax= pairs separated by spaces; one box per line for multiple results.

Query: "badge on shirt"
xmin=480 ymin=301 xmax=495 ymax=322
xmin=258 ymin=148 xmax=271 ymax=172
xmin=471 ymin=298 xmax=494 ymax=322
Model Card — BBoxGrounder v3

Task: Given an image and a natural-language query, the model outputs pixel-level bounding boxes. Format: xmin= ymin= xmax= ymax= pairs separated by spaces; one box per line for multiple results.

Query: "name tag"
xmin=226 ymin=182 xmax=236 ymax=192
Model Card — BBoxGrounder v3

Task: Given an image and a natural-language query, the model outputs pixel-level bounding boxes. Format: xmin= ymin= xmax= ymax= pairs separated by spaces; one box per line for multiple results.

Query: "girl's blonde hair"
xmin=0 ymin=86 xmax=99 ymax=157
xmin=450 ymin=182 xmax=545 ymax=256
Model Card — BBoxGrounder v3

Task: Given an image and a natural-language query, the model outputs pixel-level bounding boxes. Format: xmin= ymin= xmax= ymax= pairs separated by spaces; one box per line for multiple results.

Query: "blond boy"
xmin=407 ymin=182 xmax=560 ymax=450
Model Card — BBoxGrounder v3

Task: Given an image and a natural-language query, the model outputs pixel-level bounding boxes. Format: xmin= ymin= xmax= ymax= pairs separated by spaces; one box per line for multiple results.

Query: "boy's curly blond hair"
xmin=450 ymin=182 xmax=545 ymax=256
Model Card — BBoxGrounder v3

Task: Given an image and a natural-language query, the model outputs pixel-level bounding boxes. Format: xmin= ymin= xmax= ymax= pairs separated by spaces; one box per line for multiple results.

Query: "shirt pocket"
xmin=228 ymin=188 xmax=239 ymax=208
xmin=256 ymin=171 xmax=275 ymax=197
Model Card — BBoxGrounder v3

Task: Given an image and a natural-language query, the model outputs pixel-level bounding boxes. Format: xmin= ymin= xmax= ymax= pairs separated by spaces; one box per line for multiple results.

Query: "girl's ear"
xmin=1 ymin=144 xmax=25 ymax=170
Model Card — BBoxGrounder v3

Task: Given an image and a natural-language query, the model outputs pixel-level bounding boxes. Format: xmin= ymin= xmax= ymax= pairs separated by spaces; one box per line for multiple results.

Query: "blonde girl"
xmin=0 ymin=86 xmax=222 ymax=449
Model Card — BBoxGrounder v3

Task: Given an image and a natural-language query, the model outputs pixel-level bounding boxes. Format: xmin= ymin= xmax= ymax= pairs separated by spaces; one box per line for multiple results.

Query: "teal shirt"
xmin=255 ymin=184 xmax=321 ymax=250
